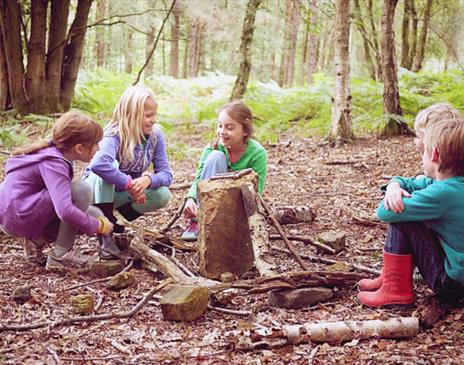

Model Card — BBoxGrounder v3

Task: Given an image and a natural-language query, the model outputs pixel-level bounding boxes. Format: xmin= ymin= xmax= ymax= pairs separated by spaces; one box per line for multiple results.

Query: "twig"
xmin=352 ymin=215 xmax=387 ymax=228
xmin=170 ymin=182 xmax=191 ymax=190
xmin=272 ymin=247 xmax=381 ymax=276
xmin=47 ymin=346 xmax=60 ymax=364
xmin=108 ymin=338 xmax=129 ymax=354
xmin=207 ymin=304 xmax=251 ymax=316
xmin=62 ymin=260 xmax=133 ymax=292
xmin=0 ymin=279 xmax=173 ymax=332
xmin=258 ymin=196 xmax=308 ymax=270
xmin=94 ymin=294 xmax=104 ymax=313
xmin=308 ymin=345 xmax=319 ymax=365
xmin=60 ymin=355 xmax=122 ymax=361
xmin=325 ymin=160 xmax=356 ymax=165
xmin=0 ymin=343 xmax=28 ymax=354
xmin=269 ymin=235 xmax=336 ymax=255
xmin=133 ymin=0 xmax=177 ymax=84
xmin=209 ymin=168 xmax=253 ymax=181
xmin=161 ymin=199 xmax=187 ymax=233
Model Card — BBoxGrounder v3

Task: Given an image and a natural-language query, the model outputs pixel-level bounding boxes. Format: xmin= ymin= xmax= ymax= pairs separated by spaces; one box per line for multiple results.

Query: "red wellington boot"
xmin=358 ymin=269 xmax=384 ymax=291
xmin=358 ymin=252 xmax=415 ymax=308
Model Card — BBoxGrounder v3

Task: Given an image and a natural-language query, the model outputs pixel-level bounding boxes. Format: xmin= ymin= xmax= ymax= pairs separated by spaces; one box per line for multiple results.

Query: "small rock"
xmin=71 ymin=294 xmax=94 ymax=315
xmin=11 ymin=285 xmax=32 ymax=304
xmin=161 ymin=284 xmax=210 ymax=321
xmin=89 ymin=260 xmax=124 ymax=278
xmin=268 ymin=287 xmax=333 ymax=309
xmin=274 ymin=205 xmax=315 ymax=225
xmin=220 ymin=272 xmax=236 ymax=283
xmin=107 ymin=271 xmax=135 ymax=290
xmin=316 ymin=230 xmax=346 ymax=253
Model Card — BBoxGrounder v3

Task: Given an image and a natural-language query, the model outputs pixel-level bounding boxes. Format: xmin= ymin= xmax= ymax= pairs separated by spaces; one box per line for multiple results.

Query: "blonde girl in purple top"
xmin=0 ymin=112 xmax=114 ymax=269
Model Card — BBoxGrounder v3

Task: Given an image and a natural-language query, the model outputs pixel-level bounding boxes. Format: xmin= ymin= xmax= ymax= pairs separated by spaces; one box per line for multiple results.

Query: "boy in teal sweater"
xmin=182 ymin=101 xmax=267 ymax=240
xmin=358 ymin=118 xmax=464 ymax=307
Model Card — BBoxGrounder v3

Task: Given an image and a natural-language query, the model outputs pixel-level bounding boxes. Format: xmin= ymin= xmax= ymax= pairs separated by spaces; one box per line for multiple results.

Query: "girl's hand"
xmin=97 ymin=216 xmax=114 ymax=236
xmin=128 ymin=176 xmax=151 ymax=204
xmin=384 ymin=182 xmax=411 ymax=213
xmin=183 ymin=198 xmax=198 ymax=218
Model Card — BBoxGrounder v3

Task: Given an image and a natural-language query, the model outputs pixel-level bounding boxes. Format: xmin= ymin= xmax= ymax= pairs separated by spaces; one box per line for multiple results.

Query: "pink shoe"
xmin=181 ymin=220 xmax=199 ymax=241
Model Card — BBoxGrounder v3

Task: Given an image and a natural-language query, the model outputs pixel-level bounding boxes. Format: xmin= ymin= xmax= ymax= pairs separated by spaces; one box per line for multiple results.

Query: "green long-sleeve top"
xmin=377 ymin=176 xmax=464 ymax=283
xmin=187 ymin=139 xmax=267 ymax=202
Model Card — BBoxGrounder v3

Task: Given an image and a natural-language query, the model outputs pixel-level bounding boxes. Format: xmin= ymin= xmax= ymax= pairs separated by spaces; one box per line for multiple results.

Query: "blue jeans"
xmin=200 ymin=150 xmax=228 ymax=180
xmin=384 ymin=222 xmax=464 ymax=299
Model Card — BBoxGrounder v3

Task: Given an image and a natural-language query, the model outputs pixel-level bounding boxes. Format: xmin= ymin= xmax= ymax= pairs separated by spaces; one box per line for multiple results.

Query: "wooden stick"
xmin=0 ymin=279 xmax=173 ymax=332
xmin=272 ymin=246 xmax=381 ymax=276
xmin=161 ymin=199 xmax=187 ymax=233
xmin=170 ymin=182 xmax=192 ymax=190
xmin=207 ymin=304 xmax=251 ymax=316
xmin=269 ymin=234 xmax=336 ymax=255
xmin=258 ymin=196 xmax=308 ymax=270
xmin=209 ymin=168 xmax=253 ymax=180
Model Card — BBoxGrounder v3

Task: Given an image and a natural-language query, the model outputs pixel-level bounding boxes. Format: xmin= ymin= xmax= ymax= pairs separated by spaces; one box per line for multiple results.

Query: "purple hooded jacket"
xmin=0 ymin=146 xmax=99 ymax=240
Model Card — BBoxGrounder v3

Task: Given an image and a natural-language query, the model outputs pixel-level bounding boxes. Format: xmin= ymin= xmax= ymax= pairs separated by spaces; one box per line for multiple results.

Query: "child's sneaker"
xmin=19 ymin=237 xmax=46 ymax=265
xmin=45 ymin=249 xmax=97 ymax=270
xmin=98 ymin=235 xmax=131 ymax=260
xmin=181 ymin=220 xmax=199 ymax=241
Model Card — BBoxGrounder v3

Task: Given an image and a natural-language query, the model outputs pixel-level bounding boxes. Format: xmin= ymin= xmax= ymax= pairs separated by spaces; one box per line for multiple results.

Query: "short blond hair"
xmin=424 ymin=118 xmax=464 ymax=176
xmin=414 ymin=103 xmax=461 ymax=134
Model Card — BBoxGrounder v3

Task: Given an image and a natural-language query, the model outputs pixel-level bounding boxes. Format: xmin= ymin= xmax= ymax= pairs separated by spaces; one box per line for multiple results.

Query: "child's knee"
xmin=71 ymin=181 xmax=92 ymax=207
xmin=205 ymin=150 xmax=226 ymax=164
xmin=157 ymin=186 xmax=171 ymax=208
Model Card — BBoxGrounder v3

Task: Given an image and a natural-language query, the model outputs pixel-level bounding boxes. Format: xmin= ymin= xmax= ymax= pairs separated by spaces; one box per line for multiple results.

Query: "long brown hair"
xmin=12 ymin=111 xmax=103 ymax=156
xmin=213 ymin=100 xmax=254 ymax=149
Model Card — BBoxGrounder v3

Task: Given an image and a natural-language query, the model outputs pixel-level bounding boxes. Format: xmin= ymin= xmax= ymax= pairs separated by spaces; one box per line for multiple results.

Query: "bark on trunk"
xmin=46 ymin=0 xmax=70 ymax=112
xmin=0 ymin=26 xmax=10 ymax=110
xmin=287 ymin=0 xmax=300 ymax=87
xmin=94 ymin=0 xmax=105 ymax=67
xmin=411 ymin=0 xmax=433 ymax=72
xmin=169 ymin=2 xmax=180 ymax=78
xmin=230 ymin=0 xmax=261 ymax=100
xmin=330 ymin=0 xmax=352 ymax=146
xmin=124 ymin=29 xmax=133 ymax=74
xmin=279 ymin=0 xmax=294 ymax=87
xmin=306 ymin=0 xmax=318 ymax=85
xmin=366 ymin=0 xmax=382 ymax=81
xmin=380 ymin=0 xmax=410 ymax=136
xmin=0 ymin=0 xmax=27 ymax=113
xmin=145 ymin=26 xmax=155 ymax=79
xmin=400 ymin=0 xmax=411 ymax=68
xmin=60 ymin=0 xmax=92 ymax=111
xmin=407 ymin=0 xmax=418 ymax=70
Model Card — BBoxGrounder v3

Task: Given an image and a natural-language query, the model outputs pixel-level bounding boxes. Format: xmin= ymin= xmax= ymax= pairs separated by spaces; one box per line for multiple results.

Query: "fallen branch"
xmin=352 ymin=215 xmax=387 ymax=228
xmin=325 ymin=160 xmax=356 ymax=165
xmin=209 ymin=168 xmax=253 ymax=180
xmin=161 ymin=199 xmax=187 ymax=233
xmin=207 ymin=304 xmax=251 ymax=316
xmin=0 ymin=279 xmax=172 ymax=332
xmin=269 ymin=234 xmax=336 ymax=255
xmin=258 ymin=196 xmax=308 ymax=270
xmin=212 ymin=270 xmax=367 ymax=294
xmin=272 ymin=246 xmax=381 ymax=276
xmin=235 ymin=317 xmax=419 ymax=349
xmin=170 ymin=182 xmax=192 ymax=190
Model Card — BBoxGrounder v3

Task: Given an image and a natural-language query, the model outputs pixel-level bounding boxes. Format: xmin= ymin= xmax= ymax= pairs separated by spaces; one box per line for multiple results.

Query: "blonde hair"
xmin=12 ymin=111 xmax=103 ymax=156
xmin=424 ymin=118 xmax=464 ymax=176
xmin=106 ymin=85 xmax=157 ymax=163
xmin=414 ymin=103 xmax=461 ymax=134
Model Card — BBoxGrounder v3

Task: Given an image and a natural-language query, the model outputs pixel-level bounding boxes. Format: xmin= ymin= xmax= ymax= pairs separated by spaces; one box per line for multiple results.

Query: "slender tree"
xmin=353 ymin=0 xmax=376 ymax=80
xmin=380 ymin=0 xmax=411 ymax=136
xmin=329 ymin=0 xmax=353 ymax=146
xmin=94 ymin=0 xmax=105 ymax=67
xmin=230 ymin=0 xmax=261 ymax=100
xmin=411 ymin=0 xmax=433 ymax=72
xmin=400 ymin=0 xmax=411 ymax=68
xmin=169 ymin=1 xmax=181 ymax=78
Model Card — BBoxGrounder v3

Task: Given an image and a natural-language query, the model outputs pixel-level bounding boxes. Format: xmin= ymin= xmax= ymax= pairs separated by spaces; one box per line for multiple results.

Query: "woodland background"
xmin=1 ymin=0 xmax=464 ymax=364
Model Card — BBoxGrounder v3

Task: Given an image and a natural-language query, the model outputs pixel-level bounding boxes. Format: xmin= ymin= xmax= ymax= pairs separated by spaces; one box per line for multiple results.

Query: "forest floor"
xmin=1 ymin=130 xmax=464 ymax=364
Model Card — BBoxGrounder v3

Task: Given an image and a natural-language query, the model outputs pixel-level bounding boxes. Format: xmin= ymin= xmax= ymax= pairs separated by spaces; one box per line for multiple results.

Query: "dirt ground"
xmin=1 ymin=133 xmax=463 ymax=364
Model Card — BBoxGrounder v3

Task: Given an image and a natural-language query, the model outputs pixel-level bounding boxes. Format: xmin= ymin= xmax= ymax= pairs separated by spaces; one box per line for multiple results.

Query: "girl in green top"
xmin=182 ymin=100 xmax=267 ymax=240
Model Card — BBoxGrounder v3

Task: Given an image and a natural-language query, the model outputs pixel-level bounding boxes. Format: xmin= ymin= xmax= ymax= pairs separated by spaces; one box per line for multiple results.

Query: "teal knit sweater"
xmin=377 ymin=176 xmax=464 ymax=283
xmin=187 ymin=139 xmax=267 ymax=201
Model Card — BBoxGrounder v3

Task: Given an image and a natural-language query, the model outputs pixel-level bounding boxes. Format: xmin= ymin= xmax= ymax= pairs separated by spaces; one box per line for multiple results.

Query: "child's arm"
xmin=88 ymin=136 xmax=132 ymax=191
xmin=186 ymin=146 xmax=214 ymax=202
xmin=250 ymin=149 xmax=267 ymax=195
xmin=40 ymin=160 xmax=100 ymax=235
xmin=382 ymin=176 xmax=434 ymax=213
xmin=377 ymin=181 xmax=445 ymax=223
xmin=147 ymin=130 xmax=173 ymax=189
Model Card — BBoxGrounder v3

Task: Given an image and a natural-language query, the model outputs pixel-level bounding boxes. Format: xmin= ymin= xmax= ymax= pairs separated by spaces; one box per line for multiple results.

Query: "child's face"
xmin=74 ymin=142 xmax=100 ymax=163
xmin=421 ymin=147 xmax=437 ymax=178
xmin=142 ymin=97 xmax=157 ymax=135
xmin=216 ymin=110 xmax=248 ymax=149
xmin=414 ymin=131 xmax=425 ymax=155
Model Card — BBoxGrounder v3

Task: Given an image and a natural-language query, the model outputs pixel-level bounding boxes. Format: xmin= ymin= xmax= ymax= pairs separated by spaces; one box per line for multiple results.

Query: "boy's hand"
xmin=384 ymin=181 xmax=411 ymax=213
xmin=183 ymin=198 xmax=198 ymax=219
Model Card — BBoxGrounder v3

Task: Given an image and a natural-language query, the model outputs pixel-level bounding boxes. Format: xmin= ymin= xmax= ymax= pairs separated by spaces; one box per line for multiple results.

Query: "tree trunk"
xmin=279 ymin=0 xmax=294 ymax=87
xmin=0 ymin=0 xmax=27 ymax=113
xmin=0 ymin=26 xmax=10 ymax=110
xmin=381 ymin=0 xmax=409 ymax=137
xmin=124 ymin=29 xmax=133 ymax=74
xmin=46 ymin=0 xmax=70 ymax=112
xmin=306 ymin=0 xmax=318 ymax=85
xmin=94 ymin=0 xmax=105 ymax=67
xmin=353 ymin=0 xmax=376 ymax=80
xmin=287 ymin=0 xmax=300 ymax=87
xmin=230 ymin=0 xmax=261 ymax=101
xmin=329 ymin=0 xmax=352 ymax=146
xmin=411 ymin=0 xmax=433 ymax=72
xmin=366 ymin=0 xmax=382 ymax=81
xmin=60 ymin=0 xmax=92 ymax=111
xmin=169 ymin=2 xmax=180 ymax=78
xmin=145 ymin=26 xmax=155 ymax=79
xmin=407 ymin=0 xmax=418 ymax=70
xmin=25 ymin=0 xmax=48 ymax=114
xmin=400 ymin=0 xmax=411 ymax=68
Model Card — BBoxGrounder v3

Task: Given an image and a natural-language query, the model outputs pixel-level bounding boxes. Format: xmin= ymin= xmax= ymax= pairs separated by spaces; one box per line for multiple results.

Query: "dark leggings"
xmin=384 ymin=222 xmax=464 ymax=299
